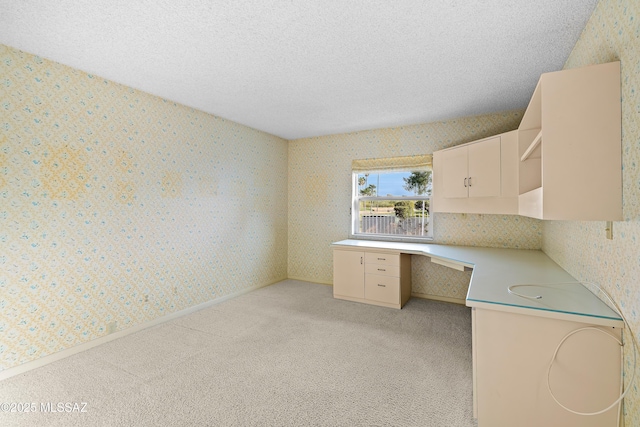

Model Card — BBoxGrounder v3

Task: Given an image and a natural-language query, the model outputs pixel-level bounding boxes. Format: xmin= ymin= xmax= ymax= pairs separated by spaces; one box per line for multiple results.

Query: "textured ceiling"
xmin=0 ymin=1 xmax=598 ymax=140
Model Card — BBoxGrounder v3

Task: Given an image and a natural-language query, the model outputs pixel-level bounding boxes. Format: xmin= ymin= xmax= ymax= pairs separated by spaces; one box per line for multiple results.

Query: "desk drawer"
xmin=365 ymin=263 xmax=400 ymax=277
xmin=365 ymin=274 xmax=400 ymax=304
xmin=365 ymin=252 xmax=399 ymax=266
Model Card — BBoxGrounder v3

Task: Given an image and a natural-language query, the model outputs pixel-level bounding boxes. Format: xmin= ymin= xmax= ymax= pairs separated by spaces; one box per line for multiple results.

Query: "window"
xmin=351 ymin=155 xmax=433 ymax=240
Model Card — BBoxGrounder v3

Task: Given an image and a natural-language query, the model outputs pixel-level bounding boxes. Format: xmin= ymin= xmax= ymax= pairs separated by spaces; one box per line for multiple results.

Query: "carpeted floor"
xmin=0 ymin=280 xmax=477 ymax=426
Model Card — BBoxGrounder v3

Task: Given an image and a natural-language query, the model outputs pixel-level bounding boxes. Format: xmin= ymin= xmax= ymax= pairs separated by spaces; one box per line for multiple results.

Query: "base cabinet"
xmin=333 ymin=249 xmax=411 ymax=309
xmin=332 ymin=250 xmax=365 ymax=299
xmin=472 ymin=308 xmax=622 ymax=427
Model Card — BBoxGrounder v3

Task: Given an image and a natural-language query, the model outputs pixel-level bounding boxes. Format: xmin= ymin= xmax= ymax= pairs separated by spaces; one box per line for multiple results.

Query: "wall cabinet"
xmin=333 ymin=249 xmax=411 ymax=309
xmin=432 ymin=130 xmax=518 ymax=214
xmin=518 ymin=61 xmax=622 ymax=220
xmin=439 ymin=136 xmax=500 ymax=199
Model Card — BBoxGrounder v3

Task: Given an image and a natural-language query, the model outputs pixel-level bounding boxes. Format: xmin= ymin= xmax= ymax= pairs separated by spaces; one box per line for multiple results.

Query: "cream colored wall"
xmin=0 ymin=45 xmax=288 ymax=371
xmin=541 ymin=0 xmax=640 ymax=424
xmin=288 ymin=115 xmax=542 ymax=300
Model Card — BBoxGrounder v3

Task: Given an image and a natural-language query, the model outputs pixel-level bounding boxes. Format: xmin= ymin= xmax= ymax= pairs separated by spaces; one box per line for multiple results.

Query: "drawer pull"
xmin=377 ymin=268 xmax=386 ymax=272
xmin=377 ymin=257 xmax=386 ymax=261
xmin=377 ymin=284 xmax=386 ymax=287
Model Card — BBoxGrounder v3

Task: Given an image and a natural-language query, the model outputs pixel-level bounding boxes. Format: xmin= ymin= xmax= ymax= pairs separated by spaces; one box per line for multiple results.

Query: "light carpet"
xmin=0 ymin=280 xmax=476 ymax=426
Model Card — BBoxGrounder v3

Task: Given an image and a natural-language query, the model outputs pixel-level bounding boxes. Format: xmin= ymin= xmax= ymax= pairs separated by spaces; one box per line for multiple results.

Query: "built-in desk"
xmin=331 ymin=239 xmax=623 ymax=427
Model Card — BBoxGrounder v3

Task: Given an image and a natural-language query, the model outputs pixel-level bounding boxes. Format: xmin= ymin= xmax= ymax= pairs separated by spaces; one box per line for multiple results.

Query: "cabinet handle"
xmin=360 ymin=257 xmax=363 ymax=265
xmin=378 ymin=268 xmax=386 ymax=272
xmin=464 ymin=177 xmax=467 ymax=187
xmin=468 ymin=177 xmax=472 ymax=187
xmin=377 ymin=257 xmax=386 ymax=261
xmin=378 ymin=284 xmax=386 ymax=287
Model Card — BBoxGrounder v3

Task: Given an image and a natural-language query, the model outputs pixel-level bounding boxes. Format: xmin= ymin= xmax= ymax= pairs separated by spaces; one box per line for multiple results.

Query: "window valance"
xmin=351 ymin=154 xmax=432 ymax=173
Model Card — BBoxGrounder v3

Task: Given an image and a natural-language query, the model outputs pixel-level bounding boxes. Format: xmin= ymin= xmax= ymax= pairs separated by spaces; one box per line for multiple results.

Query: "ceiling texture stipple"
xmin=0 ymin=0 xmax=599 ymax=140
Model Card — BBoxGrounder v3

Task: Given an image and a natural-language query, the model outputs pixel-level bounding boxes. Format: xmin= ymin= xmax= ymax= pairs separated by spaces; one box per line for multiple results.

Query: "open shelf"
xmin=520 ymin=130 xmax=542 ymax=162
xmin=518 ymin=127 xmax=542 ymax=196
xmin=516 ymin=61 xmax=621 ymax=221
xmin=518 ymin=81 xmax=542 ymax=202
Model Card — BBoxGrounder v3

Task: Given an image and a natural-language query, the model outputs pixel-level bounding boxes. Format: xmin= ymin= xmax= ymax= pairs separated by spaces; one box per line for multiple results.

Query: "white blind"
xmin=352 ymin=154 xmax=432 ymax=173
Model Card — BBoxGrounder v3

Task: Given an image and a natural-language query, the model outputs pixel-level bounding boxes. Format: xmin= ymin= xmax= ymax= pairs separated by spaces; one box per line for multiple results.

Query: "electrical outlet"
xmin=144 ymin=294 xmax=149 ymax=303
xmin=107 ymin=322 xmax=117 ymax=334
xmin=605 ymin=221 xmax=613 ymax=240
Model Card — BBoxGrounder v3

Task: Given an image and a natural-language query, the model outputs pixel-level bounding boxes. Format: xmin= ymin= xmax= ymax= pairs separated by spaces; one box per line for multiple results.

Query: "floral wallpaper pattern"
xmin=0 ymin=44 xmax=288 ymax=371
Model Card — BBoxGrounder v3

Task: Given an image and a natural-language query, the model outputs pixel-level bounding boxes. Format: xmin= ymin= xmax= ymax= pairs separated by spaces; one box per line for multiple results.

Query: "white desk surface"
xmin=331 ymin=239 xmax=622 ymax=327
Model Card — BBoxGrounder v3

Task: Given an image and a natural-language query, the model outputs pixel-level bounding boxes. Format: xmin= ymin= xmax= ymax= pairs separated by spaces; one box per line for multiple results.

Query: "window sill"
xmin=348 ymin=234 xmax=434 ymax=244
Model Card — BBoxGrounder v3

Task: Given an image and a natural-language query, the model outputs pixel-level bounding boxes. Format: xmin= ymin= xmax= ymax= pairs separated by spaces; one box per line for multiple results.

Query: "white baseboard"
xmin=287 ymin=276 xmax=332 ymax=286
xmin=0 ymin=278 xmax=285 ymax=382
xmin=411 ymin=292 xmax=466 ymax=305
xmin=287 ymin=280 xmax=466 ymax=305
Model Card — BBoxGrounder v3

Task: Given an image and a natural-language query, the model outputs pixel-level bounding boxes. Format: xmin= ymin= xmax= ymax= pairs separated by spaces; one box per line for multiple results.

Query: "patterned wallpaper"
xmin=0 ymin=44 xmax=289 ymax=371
xmin=411 ymin=257 xmax=472 ymax=303
xmin=541 ymin=0 xmax=640 ymax=424
xmin=7 ymin=6 xmax=633 ymax=418
xmin=288 ymin=114 xmax=543 ymax=300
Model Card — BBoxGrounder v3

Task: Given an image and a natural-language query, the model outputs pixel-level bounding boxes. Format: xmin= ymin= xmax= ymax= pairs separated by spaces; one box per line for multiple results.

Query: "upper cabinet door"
xmin=432 ymin=130 xmax=518 ymax=215
xmin=440 ymin=146 xmax=469 ymax=199
xmin=468 ymin=137 xmax=501 ymax=198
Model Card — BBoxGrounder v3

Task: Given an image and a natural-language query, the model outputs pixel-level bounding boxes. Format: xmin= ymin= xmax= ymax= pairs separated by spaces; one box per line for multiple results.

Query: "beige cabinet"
xmin=439 ymin=145 xmax=470 ymax=199
xmin=433 ymin=131 xmax=518 ymax=214
xmin=333 ymin=248 xmax=411 ymax=309
xmin=439 ymin=136 xmax=500 ymax=199
xmin=332 ymin=250 xmax=364 ymax=299
xmin=473 ymin=307 xmax=622 ymax=426
xmin=518 ymin=61 xmax=622 ymax=220
xmin=467 ymin=139 xmax=501 ymax=198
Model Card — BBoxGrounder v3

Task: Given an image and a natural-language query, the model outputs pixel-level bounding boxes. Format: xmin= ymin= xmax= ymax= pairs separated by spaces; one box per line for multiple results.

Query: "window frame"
xmin=350 ymin=169 xmax=433 ymax=242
